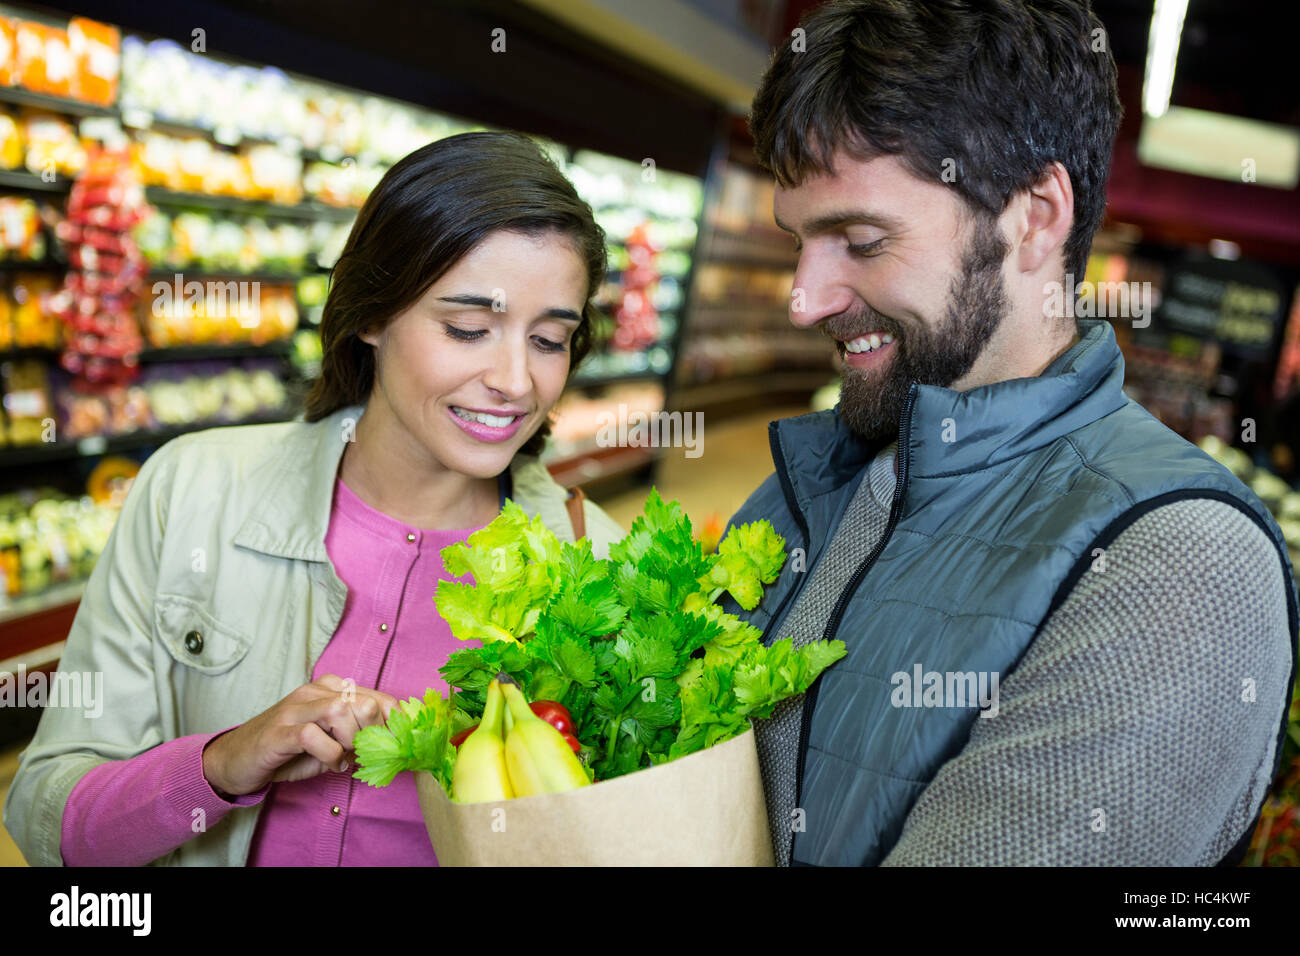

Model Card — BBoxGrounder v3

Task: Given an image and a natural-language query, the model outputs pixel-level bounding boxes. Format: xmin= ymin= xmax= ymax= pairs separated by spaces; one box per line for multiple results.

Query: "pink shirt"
xmin=59 ymin=476 xmax=484 ymax=866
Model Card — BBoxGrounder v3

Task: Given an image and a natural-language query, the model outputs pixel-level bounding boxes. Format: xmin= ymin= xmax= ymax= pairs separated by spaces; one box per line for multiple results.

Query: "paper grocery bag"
xmin=415 ymin=726 xmax=775 ymax=866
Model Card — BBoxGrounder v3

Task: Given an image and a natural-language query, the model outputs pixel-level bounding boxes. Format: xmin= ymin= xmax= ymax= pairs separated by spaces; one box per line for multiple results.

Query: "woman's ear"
xmin=357 ymin=323 xmax=379 ymax=348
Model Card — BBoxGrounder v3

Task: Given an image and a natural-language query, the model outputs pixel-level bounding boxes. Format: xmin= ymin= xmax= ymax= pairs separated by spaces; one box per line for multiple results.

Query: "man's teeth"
xmin=844 ymin=333 xmax=895 ymax=354
xmin=452 ymin=407 xmax=519 ymax=428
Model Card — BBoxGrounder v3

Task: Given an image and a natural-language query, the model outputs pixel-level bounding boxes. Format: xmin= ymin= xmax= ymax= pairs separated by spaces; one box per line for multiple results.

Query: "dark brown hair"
xmin=749 ymin=0 xmax=1123 ymax=281
xmin=303 ymin=130 xmax=606 ymax=456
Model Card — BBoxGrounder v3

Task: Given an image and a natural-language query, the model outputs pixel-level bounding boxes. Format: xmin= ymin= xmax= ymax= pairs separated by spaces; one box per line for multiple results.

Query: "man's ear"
xmin=1015 ymin=161 xmax=1074 ymax=275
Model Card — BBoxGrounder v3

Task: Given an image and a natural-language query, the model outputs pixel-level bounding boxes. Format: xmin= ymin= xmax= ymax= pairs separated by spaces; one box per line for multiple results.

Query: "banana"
xmin=450 ymin=678 xmax=514 ymax=803
xmin=498 ymin=674 xmax=591 ymax=797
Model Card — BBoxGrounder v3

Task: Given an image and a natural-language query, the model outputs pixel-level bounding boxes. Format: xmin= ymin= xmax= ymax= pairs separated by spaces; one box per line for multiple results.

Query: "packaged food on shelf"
xmin=67 ymin=17 xmax=120 ymax=106
xmin=21 ymin=109 xmax=86 ymax=177
xmin=51 ymin=375 xmax=153 ymax=439
xmin=13 ymin=20 xmax=73 ymax=98
xmin=52 ymin=145 xmax=150 ymax=386
xmin=0 ymin=357 xmax=53 ymax=445
xmin=0 ymin=110 xmax=22 ymax=169
xmin=138 ymin=359 xmax=286 ymax=427
xmin=142 ymin=281 xmax=297 ymax=347
xmin=8 ymin=272 xmax=63 ymax=348
xmin=0 ymin=196 xmax=48 ymax=261
xmin=0 ymin=488 xmax=123 ymax=600
xmin=0 ymin=17 xmax=15 ymax=88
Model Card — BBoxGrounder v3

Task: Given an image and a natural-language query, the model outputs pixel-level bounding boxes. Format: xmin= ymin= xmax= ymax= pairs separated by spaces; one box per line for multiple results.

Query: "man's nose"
xmin=789 ymin=251 xmax=854 ymax=329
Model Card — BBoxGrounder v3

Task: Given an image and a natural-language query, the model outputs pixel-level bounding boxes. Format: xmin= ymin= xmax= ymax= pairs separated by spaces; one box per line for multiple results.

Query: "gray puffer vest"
xmin=722 ymin=319 xmax=1299 ymax=866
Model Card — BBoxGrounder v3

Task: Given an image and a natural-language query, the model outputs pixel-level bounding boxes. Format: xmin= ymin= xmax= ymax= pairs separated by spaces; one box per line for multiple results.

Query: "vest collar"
xmin=233 ymin=402 xmax=578 ymax=562
xmin=773 ymin=319 xmax=1128 ymax=502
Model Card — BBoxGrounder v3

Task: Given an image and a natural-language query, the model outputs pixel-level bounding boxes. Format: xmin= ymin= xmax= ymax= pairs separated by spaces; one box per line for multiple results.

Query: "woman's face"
xmin=359 ymin=229 xmax=588 ymax=479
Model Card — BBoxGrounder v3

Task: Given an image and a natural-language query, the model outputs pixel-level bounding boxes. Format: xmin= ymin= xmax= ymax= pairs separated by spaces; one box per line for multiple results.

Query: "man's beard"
xmin=829 ymin=213 xmax=1010 ymax=443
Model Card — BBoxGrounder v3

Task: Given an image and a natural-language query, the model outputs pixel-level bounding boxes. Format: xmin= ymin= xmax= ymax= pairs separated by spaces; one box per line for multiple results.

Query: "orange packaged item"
xmin=68 ymin=18 xmax=119 ymax=106
xmin=15 ymin=21 xmax=74 ymax=98
xmin=0 ymin=17 xmax=16 ymax=87
xmin=10 ymin=273 xmax=60 ymax=348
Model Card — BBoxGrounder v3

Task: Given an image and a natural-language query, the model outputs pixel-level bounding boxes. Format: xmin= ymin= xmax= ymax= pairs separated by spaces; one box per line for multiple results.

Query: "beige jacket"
xmin=2 ymin=403 xmax=625 ymax=866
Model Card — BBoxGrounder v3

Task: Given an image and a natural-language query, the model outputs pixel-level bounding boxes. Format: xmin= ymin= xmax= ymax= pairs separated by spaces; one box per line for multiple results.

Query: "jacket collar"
xmin=773 ymin=319 xmax=1129 ymax=504
xmin=233 ymin=403 xmax=580 ymax=562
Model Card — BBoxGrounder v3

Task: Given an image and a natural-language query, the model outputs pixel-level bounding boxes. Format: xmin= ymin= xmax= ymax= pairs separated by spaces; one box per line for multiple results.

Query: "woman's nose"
xmin=481 ymin=340 xmax=531 ymax=398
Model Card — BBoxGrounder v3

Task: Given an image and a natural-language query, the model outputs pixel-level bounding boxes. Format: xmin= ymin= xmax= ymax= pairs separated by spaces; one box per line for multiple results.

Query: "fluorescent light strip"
xmin=1143 ymin=0 xmax=1190 ymax=118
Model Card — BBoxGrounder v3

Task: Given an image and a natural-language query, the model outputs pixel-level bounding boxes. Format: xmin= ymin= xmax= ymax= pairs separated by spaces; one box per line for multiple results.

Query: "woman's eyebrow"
xmin=437 ymin=293 xmax=581 ymax=322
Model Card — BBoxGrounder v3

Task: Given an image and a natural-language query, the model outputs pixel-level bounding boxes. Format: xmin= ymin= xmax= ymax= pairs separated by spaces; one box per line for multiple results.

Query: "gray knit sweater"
xmin=756 ymin=443 xmax=1293 ymax=866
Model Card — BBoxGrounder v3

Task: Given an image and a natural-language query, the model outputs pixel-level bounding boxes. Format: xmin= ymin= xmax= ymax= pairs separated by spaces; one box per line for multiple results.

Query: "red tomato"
xmin=450 ymin=724 xmax=478 ymax=748
xmin=562 ymin=732 xmax=581 ymax=754
xmin=529 ymin=700 xmax=575 ymax=736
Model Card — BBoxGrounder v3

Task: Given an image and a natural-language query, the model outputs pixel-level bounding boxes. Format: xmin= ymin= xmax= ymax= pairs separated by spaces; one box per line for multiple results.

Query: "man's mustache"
xmin=822 ymin=308 xmax=909 ymax=345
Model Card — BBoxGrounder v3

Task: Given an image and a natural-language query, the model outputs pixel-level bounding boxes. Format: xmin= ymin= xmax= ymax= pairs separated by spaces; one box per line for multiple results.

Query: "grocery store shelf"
xmin=0 ymin=580 xmax=84 ymax=665
xmin=567 ymin=370 xmax=666 ymax=390
xmin=545 ymin=444 xmax=656 ymax=489
xmin=0 ymin=86 xmax=118 ymax=118
xmin=0 ymin=409 xmax=296 ymax=468
xmin=669 ymin=370 xmax=833 ymax=414
xmin=144 ymin=187 xmax=357 ymax=222
xmin=2 ymin=341 xmax=295 ymax=365
xmin=137 ymin=340 xmax=294 ymax=362
xmin=0 ymin=580 xmax=85 ymax=627
xmin=146 ymin=267 xmax=325 ymax=283
xmin=0 ymin=256 xmax=66 ymax=272
xmin=0 ymin=168 xmax=73 ymax=193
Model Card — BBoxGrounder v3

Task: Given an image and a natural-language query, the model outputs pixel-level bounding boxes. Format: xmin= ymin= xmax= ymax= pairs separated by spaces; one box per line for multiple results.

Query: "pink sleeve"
xmin=59 ymin=726 xmax=270 ymax=866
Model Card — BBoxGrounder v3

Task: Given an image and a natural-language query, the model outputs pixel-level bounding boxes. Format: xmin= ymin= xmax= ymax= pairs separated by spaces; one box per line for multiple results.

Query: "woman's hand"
xmin=202 ymin=674 xmax=399 ymax=797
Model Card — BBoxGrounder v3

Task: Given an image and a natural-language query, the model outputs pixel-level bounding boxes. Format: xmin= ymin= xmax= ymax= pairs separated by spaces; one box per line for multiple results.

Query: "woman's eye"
xmin=847 ymin=240 xmax=884 ymax=258
xmin=533 ymin=336 xmax=566 ymax=353
xmin=444 ymin=326 xmax=487 ymax=341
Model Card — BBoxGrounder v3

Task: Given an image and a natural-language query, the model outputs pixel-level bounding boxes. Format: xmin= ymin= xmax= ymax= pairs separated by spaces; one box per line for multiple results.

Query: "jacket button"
xmin=406 ymin=533 xmax=416 ymax=542
xmin=184 ymin=630 xmax=204 ymax=654
xmin=330 ymin=805 xmax=341 ymax=816
xmin=379 ymin=623 xmax=388 ymax=632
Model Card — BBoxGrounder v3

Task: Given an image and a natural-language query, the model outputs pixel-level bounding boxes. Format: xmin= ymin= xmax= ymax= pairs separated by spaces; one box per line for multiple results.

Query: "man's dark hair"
xmin=749 ymin=0 xmax=1123 ymax=281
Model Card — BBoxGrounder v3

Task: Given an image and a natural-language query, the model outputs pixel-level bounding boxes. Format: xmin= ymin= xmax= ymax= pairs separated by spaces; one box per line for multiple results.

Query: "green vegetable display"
xmin=353 ymin=489 xmax=846 ymax=790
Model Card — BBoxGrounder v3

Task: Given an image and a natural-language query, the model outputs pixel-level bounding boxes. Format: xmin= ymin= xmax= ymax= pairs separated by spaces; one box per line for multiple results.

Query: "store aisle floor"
xmin=0 ymin=405 xmax=809 ymax=868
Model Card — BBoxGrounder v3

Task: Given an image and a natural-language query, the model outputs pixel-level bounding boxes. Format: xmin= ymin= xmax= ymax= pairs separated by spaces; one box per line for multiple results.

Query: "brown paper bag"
xmin=415 ymin=726 xmax=775 ymax=866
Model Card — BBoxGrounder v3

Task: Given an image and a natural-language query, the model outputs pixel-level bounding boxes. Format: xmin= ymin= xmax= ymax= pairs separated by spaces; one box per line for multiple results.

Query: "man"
xmin=723 ymin=0 xmax=1299 ymax=866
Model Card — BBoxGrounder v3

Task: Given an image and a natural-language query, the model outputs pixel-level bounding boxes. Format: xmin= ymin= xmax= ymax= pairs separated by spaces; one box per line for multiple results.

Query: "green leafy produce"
xmin=354 ymin=489 xmax=846 ymax=786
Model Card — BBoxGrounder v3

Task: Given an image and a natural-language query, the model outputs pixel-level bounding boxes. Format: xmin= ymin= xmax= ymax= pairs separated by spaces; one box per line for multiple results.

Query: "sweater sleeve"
xmin=59 ymin=727 xmax=269 ymax=867
xmin=880 ymin=497 xmax=1293 ymax=866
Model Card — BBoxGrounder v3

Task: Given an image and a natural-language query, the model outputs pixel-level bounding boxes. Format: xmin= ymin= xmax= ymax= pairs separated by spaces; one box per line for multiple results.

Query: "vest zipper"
xmin=790 ymin=384 xmax=917 ymax=865
xmin=762 ymin=420 xmax=813 ymax=644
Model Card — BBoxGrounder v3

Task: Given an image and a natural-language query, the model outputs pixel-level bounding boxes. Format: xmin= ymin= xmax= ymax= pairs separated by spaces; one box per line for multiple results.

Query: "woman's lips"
xmin=447 ymin=405 xmax=526 ymax=443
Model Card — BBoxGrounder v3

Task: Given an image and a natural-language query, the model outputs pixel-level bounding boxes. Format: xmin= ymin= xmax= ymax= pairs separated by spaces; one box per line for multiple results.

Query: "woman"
xmin=3 ymin=131 xmax=626 ymax=866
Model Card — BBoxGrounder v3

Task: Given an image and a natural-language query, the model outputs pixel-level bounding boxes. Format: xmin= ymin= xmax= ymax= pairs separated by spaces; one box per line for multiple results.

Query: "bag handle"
xmin=565 ymin=485 xmax=587 ymax=541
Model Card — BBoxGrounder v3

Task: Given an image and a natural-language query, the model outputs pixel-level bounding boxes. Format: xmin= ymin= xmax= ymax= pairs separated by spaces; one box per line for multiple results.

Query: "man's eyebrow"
xmin=437 ymin=293 xmax=581 ymax=322
xmin=772 ymin=209 xmax=905 ymax=237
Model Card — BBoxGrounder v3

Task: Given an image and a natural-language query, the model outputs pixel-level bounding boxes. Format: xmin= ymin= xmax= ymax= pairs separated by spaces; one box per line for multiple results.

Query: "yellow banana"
xmin=450 ymin=678 xmax=514 ymax=803
xmin=499 ymin=674 xmax=591 ymax=797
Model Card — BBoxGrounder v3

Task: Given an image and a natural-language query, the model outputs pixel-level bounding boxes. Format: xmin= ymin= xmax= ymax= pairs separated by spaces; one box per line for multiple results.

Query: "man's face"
xmin=774 ymin=150 xmax=1011 ymax=442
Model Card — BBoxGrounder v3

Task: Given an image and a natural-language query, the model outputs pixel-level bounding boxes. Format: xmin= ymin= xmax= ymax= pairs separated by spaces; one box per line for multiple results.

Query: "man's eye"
xmin=444 ymin=326 xmax=487 ymax=341
xmin=848 ymin=240 xmax=884 ymax=258
xmin=533 ymin=336 xmax=567 ymax=353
